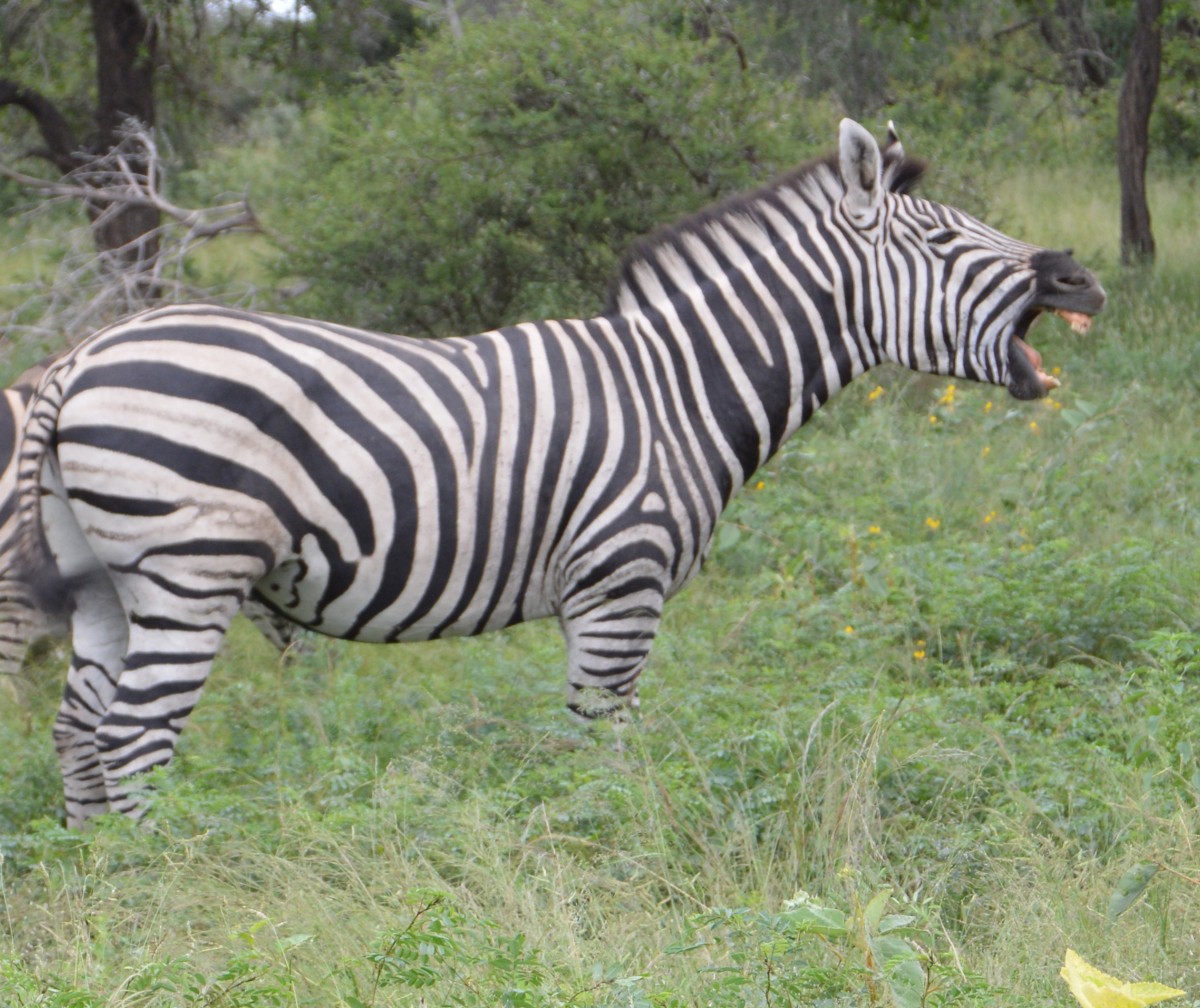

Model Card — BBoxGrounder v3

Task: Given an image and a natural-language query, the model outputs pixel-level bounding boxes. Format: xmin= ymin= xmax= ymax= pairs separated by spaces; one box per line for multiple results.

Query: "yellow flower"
xmin=928 ymin=414 xmax=939 ymax=424
xmin=983 ymin=510 xmax=997 ymax=524
xmin=981 ymin=445 xmax=991 ymax=459
xmin=1029 ymin=420 xmax=1040 ymax=433
xmin=983 ymin=400 xmax=994 ymax=413
xmin=1046 ymin=398 xmax=1063 ymax=410
xmin=1060 ymin=949 xmax=1186 ymax=1008
xmin=937 ymin=383 xmax=957 ymax=405
xmin=844 ymin=625 xmax=855 ymax=635
xmin=913 ymin=648 xmax=926 ymax=660
xmin=924 ymin=517 xmax=941 ymax=531
xmin=754 ymin=480 xmax=766 ymax=490
xmin=867 ymin=384 xmax=885 ymax=401
xmin=868 ymin=524 xmax=882 ymax=535
xmin=1052 ymin=366 xmax=1062 ymax=377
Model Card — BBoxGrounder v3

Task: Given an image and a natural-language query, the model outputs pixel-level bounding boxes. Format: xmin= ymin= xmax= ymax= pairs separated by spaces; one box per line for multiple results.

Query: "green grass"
xmin=1 ymin=169 xmax=1199 ymax=1006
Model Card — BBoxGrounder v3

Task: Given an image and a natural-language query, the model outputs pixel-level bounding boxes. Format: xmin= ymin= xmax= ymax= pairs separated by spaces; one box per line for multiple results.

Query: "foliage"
xmin=1061 ymin=949 xmax=1187 ymax=1008
xmin=2 ymin=2 xmax=1200 ymax=1006
xmin=268 ymin=0 xmax=815 ymax=336
xmin=1 ymin=211 xmax=1199 ymax=1002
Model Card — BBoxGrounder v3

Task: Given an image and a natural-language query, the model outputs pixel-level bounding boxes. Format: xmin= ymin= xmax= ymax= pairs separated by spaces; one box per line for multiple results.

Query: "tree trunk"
xmin=1117 ymin=0 xmax=1162 ymax=265
xmin=89 ymin=0 xmax=161 ymax=277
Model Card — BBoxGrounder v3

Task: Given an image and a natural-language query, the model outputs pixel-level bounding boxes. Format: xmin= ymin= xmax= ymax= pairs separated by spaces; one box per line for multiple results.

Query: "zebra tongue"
xmin=1015 ymin=337 xmax=1060 ymax=391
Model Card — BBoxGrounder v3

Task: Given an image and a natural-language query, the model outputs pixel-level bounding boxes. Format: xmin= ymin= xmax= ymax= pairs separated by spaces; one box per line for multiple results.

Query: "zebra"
xmin=1 ymin=357 xmax=300 ymax=686
xmin=14 ymin=119 xmax=1106 ymax=827
xmin=1 ymin=358 xmax=66 ymax=682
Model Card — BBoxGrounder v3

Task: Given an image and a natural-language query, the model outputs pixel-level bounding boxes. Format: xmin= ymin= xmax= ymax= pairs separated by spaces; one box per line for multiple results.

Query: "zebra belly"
xmin=251 ymin=535 xmax=559 ymax=644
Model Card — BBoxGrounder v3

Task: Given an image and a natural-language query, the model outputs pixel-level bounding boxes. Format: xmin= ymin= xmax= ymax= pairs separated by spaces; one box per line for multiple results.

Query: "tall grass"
xmin=0 ymin=170 xmax=1198 ymax=1005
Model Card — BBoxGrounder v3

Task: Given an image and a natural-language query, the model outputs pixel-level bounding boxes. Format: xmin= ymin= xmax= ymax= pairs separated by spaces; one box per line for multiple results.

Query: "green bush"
xmin=269 ymin=0 xmax=821 ymax=337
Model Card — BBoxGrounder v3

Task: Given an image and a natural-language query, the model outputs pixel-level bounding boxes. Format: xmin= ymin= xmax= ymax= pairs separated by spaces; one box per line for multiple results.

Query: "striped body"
xmin=0 ymin=358 xmax=299 ymax=686
xmin=15 ymin=121 xmax=1105 ymax=826
xmin=0 ymin=360 xmax=64 ymax=680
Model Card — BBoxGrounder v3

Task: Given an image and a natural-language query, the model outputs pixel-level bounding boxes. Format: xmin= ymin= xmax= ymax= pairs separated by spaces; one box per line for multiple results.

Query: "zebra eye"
xmin=928 ymin=229 xmax=959 ymax=246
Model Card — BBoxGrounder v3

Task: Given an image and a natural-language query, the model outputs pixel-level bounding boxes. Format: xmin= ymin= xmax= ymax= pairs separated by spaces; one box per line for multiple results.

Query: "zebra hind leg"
xmin=92 ymin=572 xmax=247 ymax=823
xmin=53 ymin=571 xmax=129 ymax=828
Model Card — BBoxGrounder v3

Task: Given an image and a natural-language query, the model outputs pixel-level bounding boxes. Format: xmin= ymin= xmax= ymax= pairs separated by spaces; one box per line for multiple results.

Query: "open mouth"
xmin=1009 ymin=308 xmax=1095 ymax=397
xmin=1006 ymin=250 xmax=1106 ymax=400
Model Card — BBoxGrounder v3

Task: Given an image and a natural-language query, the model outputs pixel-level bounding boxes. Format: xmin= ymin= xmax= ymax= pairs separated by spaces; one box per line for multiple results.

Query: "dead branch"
xmin=0 ymin=120 xmax=267 ymax=364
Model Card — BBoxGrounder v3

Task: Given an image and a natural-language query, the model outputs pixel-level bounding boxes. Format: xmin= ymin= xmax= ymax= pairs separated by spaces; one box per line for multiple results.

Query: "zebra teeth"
xmin=1054 ymin=308 xmax=1093 ymax=335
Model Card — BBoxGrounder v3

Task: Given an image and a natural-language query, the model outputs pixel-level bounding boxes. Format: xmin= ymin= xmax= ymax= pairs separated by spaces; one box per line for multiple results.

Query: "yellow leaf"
xmin=1061 ymin=949 xmax=1186 ymax=1008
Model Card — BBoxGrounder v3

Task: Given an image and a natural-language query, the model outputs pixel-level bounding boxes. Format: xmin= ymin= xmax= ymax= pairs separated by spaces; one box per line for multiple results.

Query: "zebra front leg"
xmin=560 ymin=580 xmax=664 ymax=722
xmin=53 ymin=572 xmax=128 ymax=828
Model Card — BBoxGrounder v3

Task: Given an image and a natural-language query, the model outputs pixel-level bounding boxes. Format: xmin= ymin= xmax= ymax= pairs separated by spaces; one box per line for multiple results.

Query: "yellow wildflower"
xmin=867 ymin=385 xmax=885 ymax=401
xmin=983 ymin=510 xmax=998 ymax=524
xmin=754 ymin=480 xmax=766 ymax=490
xmin=1029 ymin=420 xmax=1040 ymax=433
xmin=868 ymin=524 xmax=882 ymax=535
xmin=981 ymin=445 xmax=991 ymax=459
xmin=928 ymin=414 xmax=939 ymax=424
xmin=913 ymin=640 xmax=927 ymax=660
xmin=844 ymin=625 xmax=855 ymax=635
xmin=924 ymin=517 xmax=941 ymax=531
xmin=983 ymin=400 xmax=994 ymax=413
xmin=937 ymin=383 xmax=957 ymax=405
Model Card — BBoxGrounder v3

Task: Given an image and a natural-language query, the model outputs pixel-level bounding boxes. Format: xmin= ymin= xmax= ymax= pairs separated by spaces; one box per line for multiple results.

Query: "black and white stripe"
xmin=15 ymin=120 xmax=1105 ymax=826
xmin=1 ymin=359 xmax=301 ymax=685
xmin=1 ymin=359 xmax=65 ymax=681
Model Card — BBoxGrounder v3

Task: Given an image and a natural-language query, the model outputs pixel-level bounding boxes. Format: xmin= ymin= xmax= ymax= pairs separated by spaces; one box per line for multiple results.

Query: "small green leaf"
xmin=877 ymin=913 xmax=918 ymax=934
xmin=277 ymin=933 xmax=315 ymax=950
xmin=778 ymin=892 xmax=848 ymax=937
xmin=1107 ymin=862 xmax=1160 ymax=919
xmin=864 ymin=888 xmax=893 ymax=929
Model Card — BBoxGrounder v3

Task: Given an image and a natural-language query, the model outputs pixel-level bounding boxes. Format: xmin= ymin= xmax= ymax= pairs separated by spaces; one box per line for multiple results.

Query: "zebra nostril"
xmin=1057 ymin=275 xmax=1088 ymax=287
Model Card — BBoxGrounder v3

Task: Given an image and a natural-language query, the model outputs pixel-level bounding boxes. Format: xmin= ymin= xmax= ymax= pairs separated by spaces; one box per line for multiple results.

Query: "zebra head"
xmin=838 ymin=118 xmax=1106 ymax=400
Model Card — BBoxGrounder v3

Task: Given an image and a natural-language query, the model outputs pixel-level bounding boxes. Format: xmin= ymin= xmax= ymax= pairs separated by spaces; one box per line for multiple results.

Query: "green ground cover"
xmin=0 ymin=164 xmax=1196 ymax=1006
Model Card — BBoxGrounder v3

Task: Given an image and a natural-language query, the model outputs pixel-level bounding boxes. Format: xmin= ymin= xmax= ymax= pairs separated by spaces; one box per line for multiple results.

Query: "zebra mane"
xmin=604 ymin=148 xmax=926 ymax=314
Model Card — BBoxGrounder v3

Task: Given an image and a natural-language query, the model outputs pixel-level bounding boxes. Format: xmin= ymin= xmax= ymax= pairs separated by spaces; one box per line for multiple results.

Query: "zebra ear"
xmin=883 ymin=120 xmax=904 ymax=161
xmin=838 ymin=118 xmax=883 ymax=222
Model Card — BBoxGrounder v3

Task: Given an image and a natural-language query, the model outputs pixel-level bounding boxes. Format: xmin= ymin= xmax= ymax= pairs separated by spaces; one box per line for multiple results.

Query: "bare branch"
xmin=1 ymin=120 xmax=268 ymax=363
xmin=0 ymin=78 xmax=81 ymax=172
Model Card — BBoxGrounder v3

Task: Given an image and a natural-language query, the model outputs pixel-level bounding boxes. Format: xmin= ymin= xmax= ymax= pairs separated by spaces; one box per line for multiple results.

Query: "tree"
xmin=1 ymin=1 xmax=160 ymax=278
xmin=1117 ymin=0 xmax=1163 ymax=264
xmin=0 ymin=0 xmax=425 ymax=290
xmin=269 ymin=0 xmax=811 ymax=338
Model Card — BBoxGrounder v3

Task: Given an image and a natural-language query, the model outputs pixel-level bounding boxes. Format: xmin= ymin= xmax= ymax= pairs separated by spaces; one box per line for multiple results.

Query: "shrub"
xmin=269 ymin=0 xmax=821 ymax=337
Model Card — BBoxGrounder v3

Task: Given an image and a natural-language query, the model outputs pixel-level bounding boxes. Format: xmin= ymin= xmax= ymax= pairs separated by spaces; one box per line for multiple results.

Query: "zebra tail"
xmin=12 ymin=356 xmax=77 ymax=623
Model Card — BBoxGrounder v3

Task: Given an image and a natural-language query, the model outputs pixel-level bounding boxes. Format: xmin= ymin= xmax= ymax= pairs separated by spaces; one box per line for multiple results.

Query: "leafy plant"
xmin=269 ymin=0 xmax=811 ymax=337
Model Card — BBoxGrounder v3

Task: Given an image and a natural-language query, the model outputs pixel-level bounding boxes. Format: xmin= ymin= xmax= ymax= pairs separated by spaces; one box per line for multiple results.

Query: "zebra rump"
xmin=1 ymin=358 xmax=300 ymax=684
xmin=13 ymin=119 xmax=1105 ymax=826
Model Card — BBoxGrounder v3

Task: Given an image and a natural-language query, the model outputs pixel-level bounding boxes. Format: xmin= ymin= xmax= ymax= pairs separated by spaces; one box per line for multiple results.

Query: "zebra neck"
xmin=612 ymin=272 xmax=869 ymax=498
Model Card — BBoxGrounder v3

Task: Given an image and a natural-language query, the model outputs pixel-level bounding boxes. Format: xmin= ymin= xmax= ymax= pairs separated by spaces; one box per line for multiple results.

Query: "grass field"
xmin=0 ymin=165 xmax=1197 ymax=1006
